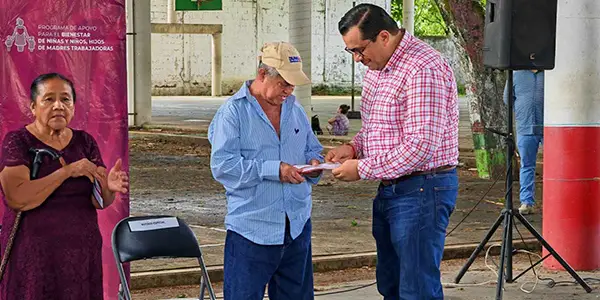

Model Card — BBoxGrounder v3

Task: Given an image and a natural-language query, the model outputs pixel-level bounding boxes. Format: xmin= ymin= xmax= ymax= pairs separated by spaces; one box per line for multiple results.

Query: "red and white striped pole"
xmin=543 ymin=0 xmax=600 ymax=270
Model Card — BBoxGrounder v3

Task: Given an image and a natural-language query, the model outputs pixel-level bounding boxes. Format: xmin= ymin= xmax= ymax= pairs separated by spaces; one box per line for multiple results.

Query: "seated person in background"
xmin=0 ymin=72 xmax=129 ymax=299
xmin=327 ymin=104 xmax=350 ymax=136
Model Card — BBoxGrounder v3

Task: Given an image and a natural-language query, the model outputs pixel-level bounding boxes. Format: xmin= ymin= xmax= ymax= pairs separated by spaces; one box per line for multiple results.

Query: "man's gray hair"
xmin=258 ymin=62 xmax=280 ymax=78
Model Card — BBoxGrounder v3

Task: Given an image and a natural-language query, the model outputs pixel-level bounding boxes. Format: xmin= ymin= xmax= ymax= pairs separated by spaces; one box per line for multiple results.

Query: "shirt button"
xmin=420 ymin=188 xmax=424 ymax=192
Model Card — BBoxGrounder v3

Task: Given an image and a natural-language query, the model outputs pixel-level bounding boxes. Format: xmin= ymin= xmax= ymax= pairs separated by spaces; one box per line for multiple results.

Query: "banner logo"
xmin=5 ymin=17 xmax=36 ymax=53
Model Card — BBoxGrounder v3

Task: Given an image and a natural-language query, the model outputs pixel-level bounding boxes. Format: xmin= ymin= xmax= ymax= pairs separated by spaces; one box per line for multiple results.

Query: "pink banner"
xmin=0 ymin=1 xmax=128 ymax=299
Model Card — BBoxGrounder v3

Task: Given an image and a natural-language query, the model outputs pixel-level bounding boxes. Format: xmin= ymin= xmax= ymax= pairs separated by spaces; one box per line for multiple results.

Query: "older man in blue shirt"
xmin=504 ymin=70 xmax=544 ymax=215
xmin=208 ymin=41 xmax=323 ymax=300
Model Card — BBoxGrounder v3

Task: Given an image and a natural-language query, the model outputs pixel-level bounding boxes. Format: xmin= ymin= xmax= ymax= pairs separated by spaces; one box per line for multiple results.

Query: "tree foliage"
xmin=391 ymin=0 xmax=487 ymax=37
xmin=391 ymin=0 xmax=448 ymax=36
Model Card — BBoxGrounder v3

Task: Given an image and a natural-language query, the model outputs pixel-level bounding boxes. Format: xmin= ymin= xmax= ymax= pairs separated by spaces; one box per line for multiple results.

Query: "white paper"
xmin=128 ymin=217 xmax=180 ymax=232
xmin=294 ymin=162 xmax=341 ymax=173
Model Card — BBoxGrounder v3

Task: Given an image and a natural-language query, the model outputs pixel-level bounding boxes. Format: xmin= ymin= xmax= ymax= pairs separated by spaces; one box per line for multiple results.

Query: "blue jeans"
xmin=372 ymin=169 xmax=458 ymax=300
xmin=517 ymin=135 xmax=543 ymax=206
xmin=223 ymin=218 xmax=314 ymax=300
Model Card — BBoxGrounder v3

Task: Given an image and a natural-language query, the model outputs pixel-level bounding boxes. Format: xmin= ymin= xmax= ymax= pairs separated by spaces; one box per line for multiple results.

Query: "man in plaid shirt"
xmin=327 ymin=3 xmax=459 ymax=299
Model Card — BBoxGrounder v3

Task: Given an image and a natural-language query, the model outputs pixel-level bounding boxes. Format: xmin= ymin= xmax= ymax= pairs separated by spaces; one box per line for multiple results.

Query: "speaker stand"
xmin=454 ymin=70 xmax=592 ymax=300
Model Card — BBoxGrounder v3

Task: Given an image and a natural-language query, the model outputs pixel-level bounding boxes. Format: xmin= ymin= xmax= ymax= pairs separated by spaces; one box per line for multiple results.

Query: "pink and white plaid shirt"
xmin=353 ymin=31 xmax=459 ymax=180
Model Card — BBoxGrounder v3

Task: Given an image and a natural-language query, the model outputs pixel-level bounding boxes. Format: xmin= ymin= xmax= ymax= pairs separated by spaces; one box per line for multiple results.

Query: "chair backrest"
xmin=112 ymin=215 xmax=202 ymax=263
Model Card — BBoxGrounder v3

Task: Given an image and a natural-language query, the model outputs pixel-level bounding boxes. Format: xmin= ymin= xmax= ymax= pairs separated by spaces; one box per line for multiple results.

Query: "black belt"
xmin=381 ymin=165 xmax=456 ymax=186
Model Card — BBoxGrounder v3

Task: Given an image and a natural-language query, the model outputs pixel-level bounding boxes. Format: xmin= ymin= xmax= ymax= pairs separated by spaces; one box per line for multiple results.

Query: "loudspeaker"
xmin=483 ymin=0 xmax=558 ymax=70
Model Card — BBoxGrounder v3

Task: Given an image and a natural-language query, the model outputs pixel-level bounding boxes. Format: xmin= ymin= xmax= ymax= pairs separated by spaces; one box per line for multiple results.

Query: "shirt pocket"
xmin=283 ymin=120 xmax=310 ymax=164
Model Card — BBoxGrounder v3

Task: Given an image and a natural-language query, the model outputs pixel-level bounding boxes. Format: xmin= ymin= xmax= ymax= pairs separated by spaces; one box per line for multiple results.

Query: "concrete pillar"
xmin=544 ymin=0 xmax=600 ymax=270
xmin=403 ymin=0 xmax=415 ymax=34
xmin=133 ymin=0 xmax=152 ymax=126
xmin=126 ymin=0 xmax=135 ymax=127
xmin=289 ymin=0 xmax=312 ymax=117
xmin=211 ymin=33 xmax=222 ymax=96
xmin=167 ymin=0 xmax=176 ymax=23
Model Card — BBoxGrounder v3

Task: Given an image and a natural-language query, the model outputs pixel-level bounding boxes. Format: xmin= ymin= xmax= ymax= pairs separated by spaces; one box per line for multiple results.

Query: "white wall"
xmin=149 ymin=0 xmax=466 ymax=96
xmin=150 ymin=0 xmax=390 ymax=95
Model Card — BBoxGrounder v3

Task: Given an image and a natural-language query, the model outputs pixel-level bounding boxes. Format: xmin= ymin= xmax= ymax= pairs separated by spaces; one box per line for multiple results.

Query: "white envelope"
xmin=294 ymin=162 xmax=341 ymax=173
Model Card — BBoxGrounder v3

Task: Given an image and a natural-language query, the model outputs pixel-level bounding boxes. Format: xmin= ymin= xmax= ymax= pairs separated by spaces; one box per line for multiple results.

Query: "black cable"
xmin=315 ymin=151 xmax=509 ymax=296
xmin=512 ymin=215 xmax=600 ymax=291
xmin=447 ymin=149 xmax=513 ymax=239
xmin=491 ymin=69 xmax=600 ymax=292
xmin=216 ymin=70 xmax=540 ymax=298
xmin=446 ymin=67 xmax=515 ymax=239
xmin=445 ymin=176 xmax=500 ymax=238
xmin=214 ymin=159 xmax=511 ymax=299
xmin=513 ymin=219 xmax=539 ymax=279
xmin=539 ymin=277 xmax=600 ymax=288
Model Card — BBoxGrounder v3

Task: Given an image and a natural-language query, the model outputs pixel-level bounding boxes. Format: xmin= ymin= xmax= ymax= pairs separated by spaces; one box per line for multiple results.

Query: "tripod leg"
xmin=514 ymin=213 xmax=593 ymax=293
xmin=455 ymin=213 xmax=505 ymax=284
xmin=506 ymin=212 xmax=514 ymax=283
xmin=495 ymin=211 xmax=513 ymax=300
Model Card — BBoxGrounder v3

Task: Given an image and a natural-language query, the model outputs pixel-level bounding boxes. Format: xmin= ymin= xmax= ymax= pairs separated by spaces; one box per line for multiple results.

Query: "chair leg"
xmin=118 ymin=284 xmax=124 ymax=300
xmin=199 ymin=276 xmax=206 ymax=300
xmin=197 ymin=257 xmax=217 ymax=300
xmin=115 ymin=262 xmax=133 ymax=300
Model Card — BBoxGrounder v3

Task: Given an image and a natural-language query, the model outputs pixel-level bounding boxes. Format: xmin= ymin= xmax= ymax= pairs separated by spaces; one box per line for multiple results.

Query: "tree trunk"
xmin=433 ymin=0 xmax=508 ymax=179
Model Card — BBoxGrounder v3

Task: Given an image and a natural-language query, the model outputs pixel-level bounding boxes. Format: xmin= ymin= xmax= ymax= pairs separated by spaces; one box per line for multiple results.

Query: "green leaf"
xmin=391 ymin=0 xmax=448 ymax=37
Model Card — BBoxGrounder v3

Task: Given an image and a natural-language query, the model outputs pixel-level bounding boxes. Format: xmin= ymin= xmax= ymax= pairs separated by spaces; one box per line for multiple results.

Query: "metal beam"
xmin=150 ymin=23 xmax=223 ymax=35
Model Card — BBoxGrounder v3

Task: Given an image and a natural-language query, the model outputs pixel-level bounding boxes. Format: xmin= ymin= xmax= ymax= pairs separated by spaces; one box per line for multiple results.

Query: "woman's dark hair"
xmin=339 ymin=104 xmax=350 ymax=114
xmin=30 ymin=73 xmax=76 ymax=103
xmin=338 ymin=3 xmax=400 ymax=41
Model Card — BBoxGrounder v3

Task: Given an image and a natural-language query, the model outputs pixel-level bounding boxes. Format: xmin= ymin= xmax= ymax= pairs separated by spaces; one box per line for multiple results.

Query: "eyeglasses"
xmin=344 ymin=40 xmax=372 ymax=58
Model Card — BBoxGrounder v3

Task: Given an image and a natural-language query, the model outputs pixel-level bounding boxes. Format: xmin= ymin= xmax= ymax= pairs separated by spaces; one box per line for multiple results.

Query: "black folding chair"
xmin=112 ymin=215 xmax=216 ymax=300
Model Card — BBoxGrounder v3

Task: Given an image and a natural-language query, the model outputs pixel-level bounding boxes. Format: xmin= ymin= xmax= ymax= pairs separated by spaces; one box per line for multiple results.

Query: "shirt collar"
xmin=231 ymin=80 xmax=253 ymax=101
xmin=382 ymin=29 xmax=411 ymax=73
